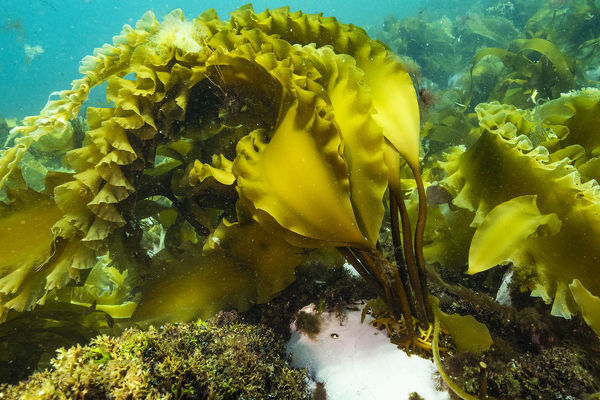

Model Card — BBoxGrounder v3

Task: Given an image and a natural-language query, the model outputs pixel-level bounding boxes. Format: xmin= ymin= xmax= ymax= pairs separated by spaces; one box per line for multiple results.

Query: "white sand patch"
xmin=286 ymin=304 xmax=450 ymax=400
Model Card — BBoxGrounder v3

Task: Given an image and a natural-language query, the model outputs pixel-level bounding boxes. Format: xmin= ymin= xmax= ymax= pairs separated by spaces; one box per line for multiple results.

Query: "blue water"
xmin=0 ymin=0 xmax=431 ymax=120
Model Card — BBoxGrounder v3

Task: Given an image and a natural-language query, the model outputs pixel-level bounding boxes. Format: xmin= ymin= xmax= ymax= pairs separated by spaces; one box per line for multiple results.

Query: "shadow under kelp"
xmin=0 ymin=303 xmax=113 ymax=384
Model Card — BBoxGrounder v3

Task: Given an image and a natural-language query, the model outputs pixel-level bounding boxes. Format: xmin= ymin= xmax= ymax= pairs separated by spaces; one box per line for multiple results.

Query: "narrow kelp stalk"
xmin=337 ymin=247 xmax=384 ymax=297
xmin=390 ymin=187 xmax=428 ymax=325
xmin=339 ymin=163 xmax=433 ymax=350
xmin=432 ymin=317 xmax=480 ymax=400
xmin=389 ymin=191 xmax=416 ymax=314
xmin=361 ymin=249 xmax=415 ymax=328
xmin=340 ymin=246 xmax=417 ymax=342
xmin=410 ymin=165 xmax=433 ymax=322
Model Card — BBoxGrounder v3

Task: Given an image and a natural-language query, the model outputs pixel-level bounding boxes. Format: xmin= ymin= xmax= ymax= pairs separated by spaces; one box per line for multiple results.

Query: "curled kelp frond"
xmin=535 ymin=87 xmax=600 ymax=183
xmin=0 ymin=4 xmax=430 ymax=341
xmin=436 ymin=96 xmax=600 ymax=333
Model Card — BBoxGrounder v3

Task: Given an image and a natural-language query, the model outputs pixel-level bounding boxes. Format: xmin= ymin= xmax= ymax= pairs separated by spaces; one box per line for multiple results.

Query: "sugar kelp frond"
xmin=433 ymin=92 xmax=600 ymax=336
xmin=0 ymin=5 xmax=431 ymax=342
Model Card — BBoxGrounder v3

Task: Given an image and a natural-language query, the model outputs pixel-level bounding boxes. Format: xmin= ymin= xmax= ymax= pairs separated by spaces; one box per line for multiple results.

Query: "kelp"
xmin=458 ymin=13 xmax=519 ymax=48
xmin=431 ymin=295 xmax=496 ymax=400
xmin=421 ymin=106 xmax=479 ymax=154
xmin=0 ymin=4 xmax=433 ymax=350
xmin=56 ymin=249 xmax=139 ymax=319
xmin=379 ymin=0 xmax=596 ymax=111
xmin=378 ymin=12 xmax=520 ymax=89
xmin=0 ymin=118 xmax=19 ymax=150
xmin=535 ymin=87 xmax=600 ymax=183
xmin=430 ymin=94 xmax=600 ymax=336
xmin=469 ymin=37 xmax=575 ymax=108
xmin=525 ymin=0 xmax=600 ymax=61
xmin=133 ymin=220 xmax=307 ymax=325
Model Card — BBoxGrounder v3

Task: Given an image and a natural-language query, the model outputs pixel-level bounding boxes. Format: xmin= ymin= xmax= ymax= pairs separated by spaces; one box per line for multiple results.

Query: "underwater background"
xmin=1 ymin=0 xmax=600 ymax=399
xmin=0 ymin=0 xmax=499 ymax=120
xmin=0 ymin=0 xmax=424 ymax=120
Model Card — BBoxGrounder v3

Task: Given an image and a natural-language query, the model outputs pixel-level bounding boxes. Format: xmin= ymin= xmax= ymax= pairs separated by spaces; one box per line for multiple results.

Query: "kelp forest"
xmin=0 ymin=1 xmax=600 ymax=399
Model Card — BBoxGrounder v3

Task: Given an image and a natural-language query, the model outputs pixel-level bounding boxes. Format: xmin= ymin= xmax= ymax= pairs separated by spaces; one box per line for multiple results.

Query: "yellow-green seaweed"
xmin=0 ymin=5 xmax=424 ymax=330
xmin=437 ymin=95 xmax=600 ymax=326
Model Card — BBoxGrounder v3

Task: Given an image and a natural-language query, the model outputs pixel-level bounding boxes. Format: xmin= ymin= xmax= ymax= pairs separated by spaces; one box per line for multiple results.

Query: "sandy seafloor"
xmin=287 ymin=303 xmax=449 ymax=400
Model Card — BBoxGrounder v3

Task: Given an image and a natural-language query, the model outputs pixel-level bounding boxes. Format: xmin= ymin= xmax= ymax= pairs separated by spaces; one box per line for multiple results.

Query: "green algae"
xmin=0 ymin=318 xmax=310 ymax=400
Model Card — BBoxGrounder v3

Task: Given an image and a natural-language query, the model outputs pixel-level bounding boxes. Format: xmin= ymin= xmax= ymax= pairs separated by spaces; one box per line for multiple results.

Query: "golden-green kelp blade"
xmin=431 ymin=296 xmax=493 ymax=354
xmin=134 ymin=219 xmax=306 ymax=325
xmin=234 ymin=97 xmax=366 ymax=248
xmin=132 ymin=249 xmax=255 ymax=325
xmin=569 ymin=279 xmax=600 ymax=338
xmin=468 ymin=195 xmax=560 ymax=274
xmin=306 ymin=46 xmax=387 ymax=247
xmin=0 ymin=192 xmax=95 ymax=320
xmin=203 ymin=219 xmax=306 ymax=303
xmin=363 ymin=55 xmax=421 ymax=168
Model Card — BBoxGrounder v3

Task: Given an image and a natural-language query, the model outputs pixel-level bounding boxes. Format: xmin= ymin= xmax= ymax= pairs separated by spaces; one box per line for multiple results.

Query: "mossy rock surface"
xmin=0 ymin=319 xmax=310 ymax=399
